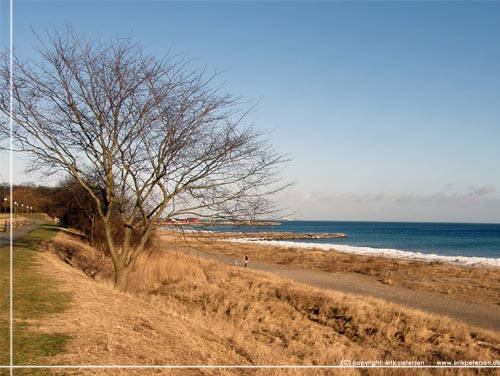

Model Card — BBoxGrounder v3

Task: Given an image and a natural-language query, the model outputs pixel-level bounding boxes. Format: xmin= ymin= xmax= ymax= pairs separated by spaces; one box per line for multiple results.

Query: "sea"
xmin=208 ymin=221 xmax=500 ymax=267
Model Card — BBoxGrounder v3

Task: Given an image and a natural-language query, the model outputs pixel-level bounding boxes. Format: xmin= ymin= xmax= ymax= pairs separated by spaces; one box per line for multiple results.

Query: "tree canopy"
xmin=0 ymin=28 xmax=288 ymax=289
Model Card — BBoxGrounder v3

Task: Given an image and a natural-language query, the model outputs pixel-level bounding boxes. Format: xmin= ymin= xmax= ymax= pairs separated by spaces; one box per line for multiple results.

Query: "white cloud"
xmin=470 ymin=185 xmax=496 ymax=196
xmin=443 ymin=183 xmax=454 ymax=191
xmin=276 ymin=186 xmax=500 ymax=223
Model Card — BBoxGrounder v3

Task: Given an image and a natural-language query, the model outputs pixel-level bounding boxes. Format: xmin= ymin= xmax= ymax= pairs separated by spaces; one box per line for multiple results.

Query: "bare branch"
xmin=0 ymin=27 xmax=289 ymax=290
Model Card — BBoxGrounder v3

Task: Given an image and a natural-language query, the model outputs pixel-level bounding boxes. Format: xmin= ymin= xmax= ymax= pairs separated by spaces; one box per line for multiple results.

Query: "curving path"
xmin=0 ymin=221 xmax=43 ymax=248
xmin=193 ymin=250 xmax=500 ymax=332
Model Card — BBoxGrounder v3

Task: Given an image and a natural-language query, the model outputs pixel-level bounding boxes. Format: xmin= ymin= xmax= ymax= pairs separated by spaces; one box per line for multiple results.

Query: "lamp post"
xmin=3 ymin=198 xmax=6 ymax=230
xmin=14 ymin=202 xmax=18 ymax=226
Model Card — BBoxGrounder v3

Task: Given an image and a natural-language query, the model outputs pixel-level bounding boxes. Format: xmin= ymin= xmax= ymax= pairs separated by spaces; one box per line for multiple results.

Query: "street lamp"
xmin=13 ymin=202 xmax=18 ymax=226
xmin=3 ymin=198 xmax=6 ymax=229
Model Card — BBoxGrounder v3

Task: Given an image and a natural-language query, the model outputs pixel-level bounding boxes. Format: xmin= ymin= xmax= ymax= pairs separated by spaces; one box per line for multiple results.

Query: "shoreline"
xmin=175 ymin=220 xmax=500 ymax=267
xmin=169 ymin=226 xmax=500 ymax=268
xmin=227 ymin=238 xmax=500 ymax=268
xmin=163 ymin=230 xmax=500 ymax=308
xmin=219 ymin=231 xmax=347 ymax=241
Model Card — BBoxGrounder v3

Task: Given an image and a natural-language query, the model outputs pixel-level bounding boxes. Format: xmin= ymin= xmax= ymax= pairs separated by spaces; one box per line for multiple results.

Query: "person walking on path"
xmin=244 ymin=254 xmax=249 ymax=268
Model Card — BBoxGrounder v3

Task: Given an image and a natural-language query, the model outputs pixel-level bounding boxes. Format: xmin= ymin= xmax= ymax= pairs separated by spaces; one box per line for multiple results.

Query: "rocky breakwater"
xmin=234 ymin=232 xmax=347 ymax=241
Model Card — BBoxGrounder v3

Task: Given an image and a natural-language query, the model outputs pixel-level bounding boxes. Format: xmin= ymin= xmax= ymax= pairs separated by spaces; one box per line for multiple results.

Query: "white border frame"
xmin=4 ymin=1 xmax=498 ymax=373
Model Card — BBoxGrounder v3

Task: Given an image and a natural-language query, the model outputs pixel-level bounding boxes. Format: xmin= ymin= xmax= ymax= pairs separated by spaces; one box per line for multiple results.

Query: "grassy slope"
xmin=44 ymin=229 xmax=500 ymax=375
xmin=129 ymin=248 xmax=500 ymax=369
xmin=0 ymin=224 xmax=71 ymax=375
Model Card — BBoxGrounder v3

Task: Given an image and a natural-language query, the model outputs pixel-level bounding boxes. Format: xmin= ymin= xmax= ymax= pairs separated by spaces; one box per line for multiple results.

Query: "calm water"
xmin=209 ymin=221 xmax=500 ymax=259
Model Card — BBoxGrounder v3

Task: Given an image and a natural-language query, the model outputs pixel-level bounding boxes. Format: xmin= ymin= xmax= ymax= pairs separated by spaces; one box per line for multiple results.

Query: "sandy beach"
xmin=228 ymin=237 xmax=500 ymax=268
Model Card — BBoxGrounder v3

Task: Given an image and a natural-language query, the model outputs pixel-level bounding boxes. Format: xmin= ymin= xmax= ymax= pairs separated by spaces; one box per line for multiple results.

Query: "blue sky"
xmin=1 ymin=1 xmax=500 ymax=223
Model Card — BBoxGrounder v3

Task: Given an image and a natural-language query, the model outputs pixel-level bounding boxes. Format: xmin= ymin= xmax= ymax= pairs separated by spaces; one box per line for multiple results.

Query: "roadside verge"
xmin=0 ymin=223 xmax=71 ymax=375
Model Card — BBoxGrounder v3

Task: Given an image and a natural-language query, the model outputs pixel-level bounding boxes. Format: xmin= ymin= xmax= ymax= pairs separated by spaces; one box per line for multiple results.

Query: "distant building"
xmin=161 ymin=217 xmax=199 ymax=225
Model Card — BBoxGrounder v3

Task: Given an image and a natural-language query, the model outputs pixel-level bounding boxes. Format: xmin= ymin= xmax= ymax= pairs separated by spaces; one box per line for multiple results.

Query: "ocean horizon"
xmin=207 ymin=220 xmax=500 ymax=267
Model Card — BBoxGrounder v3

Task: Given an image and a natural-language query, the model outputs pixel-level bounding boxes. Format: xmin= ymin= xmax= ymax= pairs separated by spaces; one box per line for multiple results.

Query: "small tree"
xmin=0 ymin=28 xmax=287 ymax=290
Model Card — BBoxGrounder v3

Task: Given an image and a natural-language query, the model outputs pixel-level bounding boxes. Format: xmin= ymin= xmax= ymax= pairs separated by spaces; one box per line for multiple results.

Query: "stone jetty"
xmin=227 ymin=232 xmax=347 ymax=241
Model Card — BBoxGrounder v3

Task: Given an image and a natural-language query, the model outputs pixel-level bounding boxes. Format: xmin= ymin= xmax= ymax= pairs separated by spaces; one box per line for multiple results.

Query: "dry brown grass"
xmin=40 ymin=227 xmax=115 ymax=280
xmin=36 ymin=234 xmax=249 ymax=375
xmin=169 ymin=231 xmax=500 ymax=307
xmin=128 ymin=247 xmax=500 ymax=364
xmin=38 ymin=229 xmax=500 ymax=375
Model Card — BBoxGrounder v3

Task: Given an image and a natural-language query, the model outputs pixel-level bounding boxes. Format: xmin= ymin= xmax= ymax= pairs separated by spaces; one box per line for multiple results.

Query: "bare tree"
xmin=0 ymin=28 xmax=288 ymax=290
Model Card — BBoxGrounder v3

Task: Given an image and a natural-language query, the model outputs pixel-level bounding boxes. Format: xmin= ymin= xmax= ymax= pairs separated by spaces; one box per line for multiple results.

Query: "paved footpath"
xmin=192 ymin=249 xmax=500 ymax=332
xmin=0 ymin=221 xmax=43 ymax=248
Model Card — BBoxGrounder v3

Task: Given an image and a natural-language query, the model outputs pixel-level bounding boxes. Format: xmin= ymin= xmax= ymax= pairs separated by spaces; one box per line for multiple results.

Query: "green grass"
xmin=0 ymin=224 xmax=71 ymax=375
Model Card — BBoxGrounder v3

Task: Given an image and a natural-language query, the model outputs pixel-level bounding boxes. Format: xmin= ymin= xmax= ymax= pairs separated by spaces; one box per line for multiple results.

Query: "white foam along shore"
xmin=227 ymin=238 xmax=500 ymax=268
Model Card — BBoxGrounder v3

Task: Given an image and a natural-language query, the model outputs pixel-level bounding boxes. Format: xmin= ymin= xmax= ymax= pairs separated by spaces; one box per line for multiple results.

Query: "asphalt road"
xmin=0 ymin=221 xmax=43 ymax=248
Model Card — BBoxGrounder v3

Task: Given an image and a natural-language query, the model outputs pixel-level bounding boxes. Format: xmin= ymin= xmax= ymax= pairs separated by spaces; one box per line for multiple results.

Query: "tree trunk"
xmin=113 ymin=262 xmax=130 ymax=291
